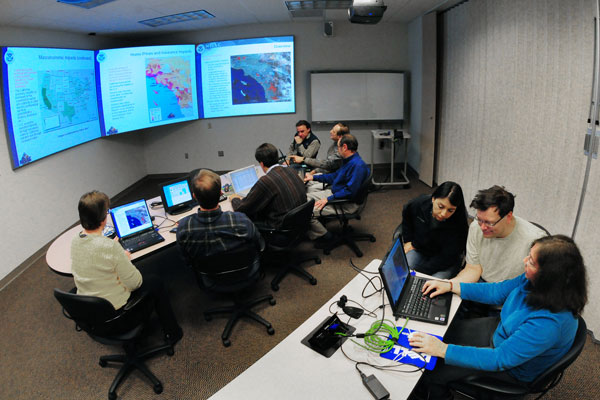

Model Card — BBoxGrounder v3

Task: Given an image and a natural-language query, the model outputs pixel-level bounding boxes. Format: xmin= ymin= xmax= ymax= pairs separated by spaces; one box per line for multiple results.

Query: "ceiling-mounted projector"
xmin=348 ymin=0 xmax=387 ymax=24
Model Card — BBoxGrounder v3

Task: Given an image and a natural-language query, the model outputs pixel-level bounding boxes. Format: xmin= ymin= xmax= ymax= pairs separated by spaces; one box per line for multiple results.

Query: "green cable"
xmin=349 ymin=318 xmax=409 ymax=354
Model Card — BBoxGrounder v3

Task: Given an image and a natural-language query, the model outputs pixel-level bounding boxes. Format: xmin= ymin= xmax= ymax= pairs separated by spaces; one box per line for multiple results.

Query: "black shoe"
xmin=314 ymin=232 xmax=335 ymax=249
xmin=165 ymin=327 xmax=183 ymax=346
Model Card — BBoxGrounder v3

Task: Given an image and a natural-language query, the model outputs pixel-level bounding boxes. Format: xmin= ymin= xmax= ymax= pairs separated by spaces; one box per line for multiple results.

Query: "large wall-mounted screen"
xmin=95 ymin=44 xmax=198 ymax=136
xmin=1 ymin=47 xmax=101 ymax=169
xmin=196 ymin=36 xmax=295 ymax=119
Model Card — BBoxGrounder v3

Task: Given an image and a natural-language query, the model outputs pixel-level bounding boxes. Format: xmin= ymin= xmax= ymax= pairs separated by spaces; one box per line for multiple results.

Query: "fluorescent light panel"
xmin=56 ymin=0 xmax=116 ymax=9
xmin=285 ymin=1 xmax=353 ymax=10
xmin=139 ymin=9 xmax=215 ymax=28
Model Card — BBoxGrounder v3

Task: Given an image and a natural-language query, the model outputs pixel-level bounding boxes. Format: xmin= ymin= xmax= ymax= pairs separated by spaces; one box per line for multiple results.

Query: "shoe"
xmin=165 ymin=327 xmax=183 ymax=346
xmin=314 ymin=232 xmax=335 ymax=249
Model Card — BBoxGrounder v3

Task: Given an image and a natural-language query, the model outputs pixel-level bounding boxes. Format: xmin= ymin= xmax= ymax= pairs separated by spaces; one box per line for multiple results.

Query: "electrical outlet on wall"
xmin=218 ymin=151 xmax=224 ymax=157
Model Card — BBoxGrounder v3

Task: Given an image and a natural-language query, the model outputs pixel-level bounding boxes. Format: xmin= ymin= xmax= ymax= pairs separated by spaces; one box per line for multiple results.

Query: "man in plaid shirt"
xmin=176 ymin=169 xmax=263 ymax=267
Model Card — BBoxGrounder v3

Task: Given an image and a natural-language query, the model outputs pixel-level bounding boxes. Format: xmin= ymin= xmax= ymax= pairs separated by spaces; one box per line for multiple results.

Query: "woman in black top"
xmin=401 ymin=181 xmax=468 ymax=278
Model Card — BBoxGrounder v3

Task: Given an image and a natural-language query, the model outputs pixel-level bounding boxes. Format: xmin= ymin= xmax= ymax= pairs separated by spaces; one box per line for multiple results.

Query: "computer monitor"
xmin=158 ymin=177 xmax=195 ymax=215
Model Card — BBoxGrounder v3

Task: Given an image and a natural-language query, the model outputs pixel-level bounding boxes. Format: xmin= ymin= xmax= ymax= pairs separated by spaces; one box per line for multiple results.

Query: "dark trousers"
xmin=413 ymin=317 xmax=521 ymax=399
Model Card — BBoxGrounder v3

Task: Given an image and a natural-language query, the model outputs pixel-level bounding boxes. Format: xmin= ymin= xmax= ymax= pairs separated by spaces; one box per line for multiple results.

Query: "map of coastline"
xmin=230 ymin=52 xmax=292 ymax=105
xmin=145 ymin=57 xmax=194 ymax=123
xmin=39 ymin=69 xmax=98 ymax=132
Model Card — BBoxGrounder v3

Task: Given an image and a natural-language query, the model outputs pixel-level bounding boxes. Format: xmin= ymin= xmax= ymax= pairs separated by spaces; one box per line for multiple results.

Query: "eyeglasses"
xmin=474 ymin=214 xmax=504 ymax=227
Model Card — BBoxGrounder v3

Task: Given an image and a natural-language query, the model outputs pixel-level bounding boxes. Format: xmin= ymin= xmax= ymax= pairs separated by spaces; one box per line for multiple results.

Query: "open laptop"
xmin=229 ymin=165 xmax=260 ymax=197
xmin=378 ymin=237 xmax=452 ymax=325
xmin=158 ymin=177 xmax=195 ymax=215
xmin=110 ymin=199 xmax=164 ymax=253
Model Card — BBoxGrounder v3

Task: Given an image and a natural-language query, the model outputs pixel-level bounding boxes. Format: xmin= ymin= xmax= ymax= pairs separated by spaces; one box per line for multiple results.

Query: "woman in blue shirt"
xmin=408 ymin=235 xmax=588 ymax=400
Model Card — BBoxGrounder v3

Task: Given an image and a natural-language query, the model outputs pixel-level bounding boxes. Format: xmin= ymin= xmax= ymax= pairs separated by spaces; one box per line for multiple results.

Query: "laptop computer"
xmin=229 ymin=165 xmax=260 ymax=197
xmin=158 ymin=177 xmax=195 ymax=215
xmin=110 ymin=199 xmax=164 ymax=253
xmin=378 ymin=237 xmax=452 ymax=325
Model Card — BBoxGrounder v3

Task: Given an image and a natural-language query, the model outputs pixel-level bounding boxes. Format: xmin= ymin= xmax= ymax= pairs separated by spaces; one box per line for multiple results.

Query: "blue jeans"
xmin=406 ymin=249 xmax=456 ymax=279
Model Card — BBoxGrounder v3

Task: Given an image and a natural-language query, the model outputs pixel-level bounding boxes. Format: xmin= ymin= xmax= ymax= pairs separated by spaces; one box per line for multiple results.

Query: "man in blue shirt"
xmin=303 ymin=134 xmax=369 ymax=244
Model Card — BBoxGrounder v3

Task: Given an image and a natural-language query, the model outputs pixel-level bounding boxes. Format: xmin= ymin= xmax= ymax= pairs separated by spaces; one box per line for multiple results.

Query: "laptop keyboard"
xmin=121 ymin=230 xmax=161 ymax=252
xmin=400 ymin=277 xmax=432 ymax=318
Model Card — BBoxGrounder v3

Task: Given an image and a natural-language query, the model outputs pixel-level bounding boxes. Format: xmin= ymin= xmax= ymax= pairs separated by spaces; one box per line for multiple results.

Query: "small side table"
xmin=370 ymin=129 xmax=410 ymax=186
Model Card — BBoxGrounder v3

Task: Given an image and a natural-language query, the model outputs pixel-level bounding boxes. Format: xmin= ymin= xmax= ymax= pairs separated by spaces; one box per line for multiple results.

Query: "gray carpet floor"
xmin=0 ymin=175 xmax=598 ymax=400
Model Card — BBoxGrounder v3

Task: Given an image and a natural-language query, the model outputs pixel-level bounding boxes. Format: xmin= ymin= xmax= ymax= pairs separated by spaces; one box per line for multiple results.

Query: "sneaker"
xmin=314 ymin=232 xmax=335 ymax=249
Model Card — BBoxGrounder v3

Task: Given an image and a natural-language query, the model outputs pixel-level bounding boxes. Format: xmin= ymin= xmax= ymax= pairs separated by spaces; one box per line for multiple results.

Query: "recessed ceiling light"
xmin=57 ymin=0 xmax=116 ymax=9
xmin=285 ymin=1 xmax=353 ymax=10
xmin=139 ymin=9 xmax=215 ymax=28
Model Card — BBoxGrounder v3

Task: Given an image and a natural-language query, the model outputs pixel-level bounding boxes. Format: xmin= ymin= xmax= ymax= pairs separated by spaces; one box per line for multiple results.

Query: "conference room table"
xmin=45 ymin=196 xmax=233 ymax=276
xmin=209 ymin=258 xmax=461 ymax=400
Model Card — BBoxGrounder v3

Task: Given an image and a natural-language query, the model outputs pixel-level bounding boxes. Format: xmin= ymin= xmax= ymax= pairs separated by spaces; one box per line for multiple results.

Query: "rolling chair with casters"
xmin=191 ymin=243 xmax=276 ymax=347
xmin=317 ymin=172 xmax=376 ymax=257
xmin=259 ymin=199 xmax=321 ymax=291
xmin=54 ymin=288 xmax=174 ymax=400
xmin=448 ymin=316 xmax=587 ymax=399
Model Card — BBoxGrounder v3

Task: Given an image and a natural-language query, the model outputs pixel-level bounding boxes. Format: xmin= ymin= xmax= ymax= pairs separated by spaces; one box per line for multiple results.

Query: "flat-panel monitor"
xmin=1 ymin=47 xmax=101 ymax=169
xmin=158 ymin=177 xmax=195 ymax=215
xmin=95 ymin=44 xmax=198 ymax=135
xmin=196 ymin=36 xmax=295 ymax=119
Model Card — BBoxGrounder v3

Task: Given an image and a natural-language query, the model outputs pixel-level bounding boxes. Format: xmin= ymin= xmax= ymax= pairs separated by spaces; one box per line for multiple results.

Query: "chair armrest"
xmin=123 ymin=290 xmax=150 ymax=311
xmin=456 ymin=375 xmax=529 ymax=395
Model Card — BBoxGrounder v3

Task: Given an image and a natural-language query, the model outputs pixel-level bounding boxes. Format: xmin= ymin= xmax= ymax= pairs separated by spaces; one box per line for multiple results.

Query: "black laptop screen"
xmin=379 ymin=238 xmax=409 ymax=308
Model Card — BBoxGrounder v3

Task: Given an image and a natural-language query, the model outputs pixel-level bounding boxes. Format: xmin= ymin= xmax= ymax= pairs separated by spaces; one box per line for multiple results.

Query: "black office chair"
xmin=191 ymin=243 xmax=276 ymax=347
xmin=448 ymin=316 xmax=587 ymax=399
xmin=259 ymin=199 xmax=322 ymax=291
xmin=54 ymin=288 xmax=173 ymax=400
xmin=317 ymin=172 xmax=376 ymax=257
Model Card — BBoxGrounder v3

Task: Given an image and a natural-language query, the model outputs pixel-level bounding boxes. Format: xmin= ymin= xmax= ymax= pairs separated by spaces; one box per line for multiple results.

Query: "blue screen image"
xmin=1 ymin=47 xmax=102 ymax=169
xmin=196 ymin=36 xmax=295 ymax=119
xmin=381 ymin=239 xmax=409 ymax=303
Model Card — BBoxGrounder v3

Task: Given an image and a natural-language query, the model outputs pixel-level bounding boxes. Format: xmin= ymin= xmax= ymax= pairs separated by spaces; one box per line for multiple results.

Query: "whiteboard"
xmin=310 ymin=71 xmax=405 ymax=122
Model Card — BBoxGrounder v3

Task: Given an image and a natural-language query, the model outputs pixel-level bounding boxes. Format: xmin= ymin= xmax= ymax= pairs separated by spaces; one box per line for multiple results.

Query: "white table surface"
xmin=209 ymin=259 xmax=461 ymax=400
xmin=45 ymin=196 xmax=233 ymax=275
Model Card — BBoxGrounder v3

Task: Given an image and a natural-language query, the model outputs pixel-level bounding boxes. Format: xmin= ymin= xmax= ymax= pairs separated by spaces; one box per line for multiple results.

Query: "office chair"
xmin=259 ymin=199 xmax=322 ymax=291
xmin=317 ymin=172 xmax=376 ymax=257
xmin=191 ymin=243 xmax=276 ymax=347
xmin=448 ymin=316 xmax=587 ymax=399
xmin=54 ymin=288 xmax=174 ymax=400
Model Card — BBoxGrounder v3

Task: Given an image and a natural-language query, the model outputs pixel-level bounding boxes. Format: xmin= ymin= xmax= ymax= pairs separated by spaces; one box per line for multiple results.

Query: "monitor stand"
xmin=169 ymin=204 xmax=192 ymax=215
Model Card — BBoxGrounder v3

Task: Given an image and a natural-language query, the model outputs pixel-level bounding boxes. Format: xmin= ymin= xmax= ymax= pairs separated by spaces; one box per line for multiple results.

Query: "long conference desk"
xmin=45 ymin=196 xmax=233 ymax=275
xmin=209 ymin=258 xmax=461 ymax=400
xmin=46 ymin=198 xmax=461 ymax=399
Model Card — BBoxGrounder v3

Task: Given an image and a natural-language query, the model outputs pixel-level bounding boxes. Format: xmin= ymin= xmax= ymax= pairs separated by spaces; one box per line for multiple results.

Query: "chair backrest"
xmin=351 ymin=171 xmax=372 ymax=206
xmin=53 ymin=288 xmax=149 ymax=338
xmin=191 ymin=242 xmax=259 ymax=287
xmin=529 ymin=315 xmax=587 ymax=392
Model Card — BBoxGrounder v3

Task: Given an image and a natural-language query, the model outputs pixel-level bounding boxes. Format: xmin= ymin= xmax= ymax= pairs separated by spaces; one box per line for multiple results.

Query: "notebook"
xmin=378 ymin=238 xmax=452 ymax=325
xmin=229 ymin=165 xmax=260 ymax=197
xmin=110 ymin=199 xmax=164 ymax=253
xmin=158 ymin=177 xmax=195 ymax=215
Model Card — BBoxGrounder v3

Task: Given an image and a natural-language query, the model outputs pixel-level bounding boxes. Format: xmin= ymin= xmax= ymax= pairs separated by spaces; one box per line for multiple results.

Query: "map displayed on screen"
xmin=196 ymin=36 xmax=295 ymax=119
xmin=95 ymin=44 xmax=198 ymax=135
xmin=1 ymin=47 xmax=102 ymax=169
xmin=230 ymin=52 xmax=292 ymax=105
xmin=145 ymin=57 xmax=194 ymax=122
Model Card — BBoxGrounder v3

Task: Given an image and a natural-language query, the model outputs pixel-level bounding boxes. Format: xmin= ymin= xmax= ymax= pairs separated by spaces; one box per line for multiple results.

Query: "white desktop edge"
xmin=209 ymin=259 xmax=461 ymax=400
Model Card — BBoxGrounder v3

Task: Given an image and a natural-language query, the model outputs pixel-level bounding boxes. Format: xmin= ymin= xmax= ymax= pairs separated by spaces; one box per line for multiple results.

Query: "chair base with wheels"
xmin=98 ymin=332 xmax=174 ymax=400
xmin=321 ymin=223 xmax=376 ymax=257
xmin=269 ymin=252 xmax=321 ymax=291
xmin=204 ymin=291 xmax=276 ymax=347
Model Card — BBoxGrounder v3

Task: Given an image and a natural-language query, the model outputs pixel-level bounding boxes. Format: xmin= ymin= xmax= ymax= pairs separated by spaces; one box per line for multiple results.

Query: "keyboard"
xmin=120 ymin=230 xmax=163 ymax=253
xmin=400 ymin=277 xmax=432 ymax=318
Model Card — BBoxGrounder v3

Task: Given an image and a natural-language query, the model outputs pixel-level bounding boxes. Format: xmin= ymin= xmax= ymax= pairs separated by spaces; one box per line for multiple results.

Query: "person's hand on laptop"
xmin=229 ymin=194 xmax=242 ymax=201
xmin=290 ymin=155 xmax=304 ymax=164
xmin=422 ymin=280 xmax=455 ymax=298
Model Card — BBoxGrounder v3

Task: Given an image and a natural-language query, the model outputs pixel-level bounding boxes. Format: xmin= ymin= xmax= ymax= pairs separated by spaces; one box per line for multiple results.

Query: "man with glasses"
xmin=452 ymin=185 xmax=546 ymax=285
